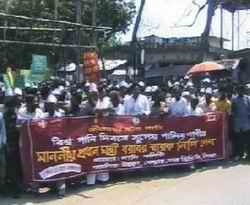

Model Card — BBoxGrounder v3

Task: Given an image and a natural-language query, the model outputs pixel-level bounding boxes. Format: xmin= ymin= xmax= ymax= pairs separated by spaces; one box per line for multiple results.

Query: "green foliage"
xmin=0 ymin=0 xmax=136 ymax=69
xmin=97 ymin=0 xmax=136 ymax=34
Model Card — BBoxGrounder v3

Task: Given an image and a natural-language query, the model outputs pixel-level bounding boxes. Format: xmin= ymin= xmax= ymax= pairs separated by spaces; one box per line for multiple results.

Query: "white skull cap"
xmin=119 ymin=81 xmax=129 ymax=88
xmin=47 ymin=94 xmax=58 ymax=103
xmin=14 ymin=88 xmax=22 ymax=96
xmin=145 ymin=86 xmax=152 ymax=93
xmin=138 ymin=81 xmax=145 ymax=87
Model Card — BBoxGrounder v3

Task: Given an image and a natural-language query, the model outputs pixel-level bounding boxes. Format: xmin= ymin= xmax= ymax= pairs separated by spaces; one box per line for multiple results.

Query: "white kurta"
xmin=169 ymin=98 xmax=189 ymax=117
xmin=124 ymin=94 xmax=151 ymax=115
xmin=113 ymin=104 xmax=125 ymax=115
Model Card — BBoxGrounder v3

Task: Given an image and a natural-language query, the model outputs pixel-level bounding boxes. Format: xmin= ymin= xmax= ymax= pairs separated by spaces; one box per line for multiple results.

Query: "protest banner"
xmin=20 ymin=113 xmax=227 ymax=184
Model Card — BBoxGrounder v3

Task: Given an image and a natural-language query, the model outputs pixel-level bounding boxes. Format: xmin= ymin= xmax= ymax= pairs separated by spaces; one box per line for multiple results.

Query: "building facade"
xmin=104 ymin=35 xmax=229 ymax=82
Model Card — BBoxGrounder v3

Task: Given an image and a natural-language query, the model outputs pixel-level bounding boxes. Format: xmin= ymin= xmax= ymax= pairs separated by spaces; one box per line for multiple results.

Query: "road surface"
xmin=1 ymin=161 xmax=250 ymax=205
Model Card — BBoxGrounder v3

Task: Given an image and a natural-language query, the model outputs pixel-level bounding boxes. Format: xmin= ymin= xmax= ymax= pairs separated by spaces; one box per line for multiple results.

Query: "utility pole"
xmin=54 ymin=0 xmax=59 ymax=19
xmin=237 ymin=10 xmax=240 ymax=50
xmin=3 ymin=0 xmax=10 ymax=67
xmin=92 ymin=0 xmax=97 ymax=46
xmin=131 ymin=0 xmax=146 ymax=80
xmin=76 ymin=0 xmax=82 ymax=24
xmin=220 ymin=4 xmax=224 ymax=49
xmin=75 ymin=0 xmax=82 ymax=81
xmin=232 ymin=11 xmax=235 ymax=51
xmin=3 ymin=0 xmax=10 ymax=41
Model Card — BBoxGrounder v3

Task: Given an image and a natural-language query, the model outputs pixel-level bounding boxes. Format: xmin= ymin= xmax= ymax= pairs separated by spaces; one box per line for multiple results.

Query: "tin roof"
xmin=222 ymin=2 xmax=250 ymax=12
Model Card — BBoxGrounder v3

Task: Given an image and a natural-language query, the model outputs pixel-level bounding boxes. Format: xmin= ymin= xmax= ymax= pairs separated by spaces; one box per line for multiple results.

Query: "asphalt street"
xmin=1 ymin=161 xmax=250 ymax=205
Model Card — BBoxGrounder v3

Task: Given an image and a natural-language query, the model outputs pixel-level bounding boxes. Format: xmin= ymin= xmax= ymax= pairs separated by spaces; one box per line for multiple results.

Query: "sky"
xmin=122 ymin=0 xmax=250 ymax=50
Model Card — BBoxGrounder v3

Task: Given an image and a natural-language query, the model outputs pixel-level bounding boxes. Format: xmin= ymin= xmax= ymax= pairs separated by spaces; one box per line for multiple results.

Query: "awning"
xmin=145 ymin=64 xmax=191 ymax=78
xmin=217 ymin=59 xmax=241 ymax=70
xmin=99 ymin=59 xmax=127 ymax=71
xmin=112 ymin=69 xmax=127 ymax=76
xmin=222 ymin=2 xmax=250 ymax=12
xmin=58 ymin=63 xmax=76 ymax=72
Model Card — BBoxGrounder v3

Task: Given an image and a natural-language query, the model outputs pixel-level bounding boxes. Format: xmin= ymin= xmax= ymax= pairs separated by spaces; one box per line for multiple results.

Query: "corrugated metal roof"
xmin=145 ymin=64 xmax=192 ymax=78
xmin=99 ymin=59 xmax=127 ymax=71
xmin=222 ymin=2 xmax=250 ymax=12
xmin=217 ymin=59 xmax=241 ymax=70
xmin=112 ymin=69 xmax=126 ymax=76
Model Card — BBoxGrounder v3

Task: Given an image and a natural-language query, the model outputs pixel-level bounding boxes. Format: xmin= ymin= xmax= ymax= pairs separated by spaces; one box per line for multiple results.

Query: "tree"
xmin=0 ymin=0 xmax=136 ymax=68
xmin=97 ymin=0 xmax=136 ymax=39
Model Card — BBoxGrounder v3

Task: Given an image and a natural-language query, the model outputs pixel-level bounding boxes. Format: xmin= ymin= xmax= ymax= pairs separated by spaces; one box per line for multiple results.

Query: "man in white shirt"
xmin=110 ymin=91 xmax=125 ymax=115
xmin=169 ymin=90 xmax=189 ymax=117
xmin=87 ymin=87 xmax=112 ymax=185
xmin=182 ymin=91 xmax=192 ymax=114
xmin=44 ymin=95 xmax=65 ymax=118
xmin=187 ymin=97 xmax=204 ymax=116
xmin=17 ymin=94 xmax=46 ymax=121
xmin=198 ymin=89 xmax=216 ymax=113
xmin=119 ymin=81 xmax=130 ymax=103
xmin=124 ymin=84 xmax=151 ymax=116
xmin=95 ymin=87 xmax=112 ymax=116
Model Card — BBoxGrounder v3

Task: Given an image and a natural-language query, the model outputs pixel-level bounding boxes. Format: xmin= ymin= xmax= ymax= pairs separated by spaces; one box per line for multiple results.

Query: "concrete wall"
xmin=104 ymin=46 xmax=220 ymax=65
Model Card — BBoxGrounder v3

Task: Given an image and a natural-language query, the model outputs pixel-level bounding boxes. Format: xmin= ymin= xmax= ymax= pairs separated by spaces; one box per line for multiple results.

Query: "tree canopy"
xmin=0 ymin=0 xmax=136 ymax=69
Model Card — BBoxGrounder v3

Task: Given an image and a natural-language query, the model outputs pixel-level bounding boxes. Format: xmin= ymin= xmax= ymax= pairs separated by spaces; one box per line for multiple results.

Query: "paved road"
xmin=1 ymin=161 xmax=250 ymax=205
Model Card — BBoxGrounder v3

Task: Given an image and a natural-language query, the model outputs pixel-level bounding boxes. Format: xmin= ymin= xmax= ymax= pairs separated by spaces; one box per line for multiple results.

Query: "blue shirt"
xmin=232 ymin=95 xmax=250 ymax=132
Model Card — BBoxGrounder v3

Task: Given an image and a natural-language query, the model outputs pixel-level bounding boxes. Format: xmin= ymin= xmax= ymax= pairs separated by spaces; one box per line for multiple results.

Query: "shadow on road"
xmin=0 ymin=160 xmax=246 ymax=205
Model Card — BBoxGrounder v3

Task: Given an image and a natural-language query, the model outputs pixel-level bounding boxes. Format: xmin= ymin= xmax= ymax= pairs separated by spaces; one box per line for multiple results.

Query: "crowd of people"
xmin=0 ymin=74 xmax=250 ymax=198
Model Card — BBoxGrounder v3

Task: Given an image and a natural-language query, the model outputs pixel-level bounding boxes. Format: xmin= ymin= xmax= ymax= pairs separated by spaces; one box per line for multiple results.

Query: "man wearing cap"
xmin=44 ymin=95 xmax=65 ymax=118
xmin=17 ymin=94 xmax=44 ymax=121
xmin=110 ymin=91 xmax=125 ymax=115
xmin=198 ymin=88 xmax=216 ymax=113
xmin=119 ymin=81 xmax=130 ymax=102
xmin=182 ymin=91 xmax=192 ymax=114
xmin=187 ymin=97 xmax=204 ymax=116
xmin=145 ymin=86 xmax=154 ymax=108
xmin=95 ymin=86 xmax=112 ymax=117
xmin=169 ymin=90 xmax=189 ymax=117
xmin=82 ymin=91 xmax=98 ymax=116
xmin=124 ymin=84 xmax=151 ymax=116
